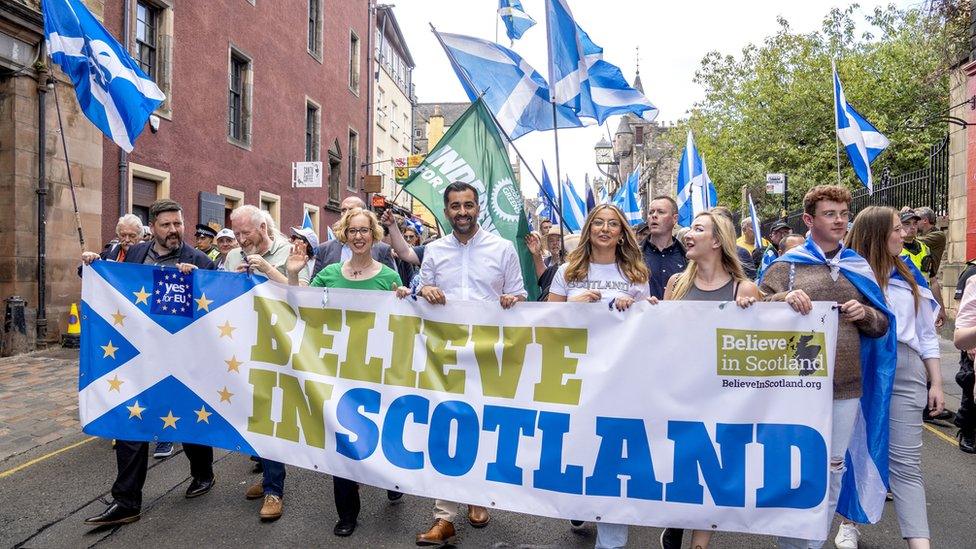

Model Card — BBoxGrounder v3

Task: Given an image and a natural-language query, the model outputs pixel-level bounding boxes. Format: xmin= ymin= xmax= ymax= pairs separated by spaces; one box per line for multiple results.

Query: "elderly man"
xmin=81 ymin=214 xmax=143 ymax=266
xmin=312 ymin=196 xmax=395 ymax=277
xmin=81 ymin=199 xmax=216 ymax=527
xmin=736 ymin=216 xmax=769 ymax=255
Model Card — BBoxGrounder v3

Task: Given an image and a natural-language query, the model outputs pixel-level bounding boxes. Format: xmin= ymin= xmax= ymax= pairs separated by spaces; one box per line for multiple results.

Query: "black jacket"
xmin=122 ymin=241 xmax=216 ymax=270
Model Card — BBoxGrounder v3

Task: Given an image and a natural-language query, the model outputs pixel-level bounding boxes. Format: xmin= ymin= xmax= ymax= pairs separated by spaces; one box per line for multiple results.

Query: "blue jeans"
xmin=261 ymin=459 xmax=285 ymax=497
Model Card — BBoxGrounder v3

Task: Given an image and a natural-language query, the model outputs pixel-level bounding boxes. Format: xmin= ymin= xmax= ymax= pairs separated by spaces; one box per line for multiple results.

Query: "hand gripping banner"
xmin=80 ymin=262 xmax=838 ymax=539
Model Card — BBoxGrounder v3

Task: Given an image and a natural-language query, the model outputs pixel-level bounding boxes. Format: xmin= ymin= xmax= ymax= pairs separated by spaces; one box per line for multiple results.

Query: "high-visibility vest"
xmin=901 ymin=241 xmax=931 ymax=272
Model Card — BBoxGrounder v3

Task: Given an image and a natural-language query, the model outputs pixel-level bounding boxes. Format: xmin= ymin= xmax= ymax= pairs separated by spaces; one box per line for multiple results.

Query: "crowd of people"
xmin=76 ymin=182 xmax=971 ymax=549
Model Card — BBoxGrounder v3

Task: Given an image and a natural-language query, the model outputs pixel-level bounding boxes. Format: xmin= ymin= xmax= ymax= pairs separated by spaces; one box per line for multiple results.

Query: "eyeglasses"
xmin=590 ymin=219 xmax=622 ymax=229
xmin=817 ymin=211 xmax=851 ymax=221
xmin=345 ymin=228 xmax=371 ymax=236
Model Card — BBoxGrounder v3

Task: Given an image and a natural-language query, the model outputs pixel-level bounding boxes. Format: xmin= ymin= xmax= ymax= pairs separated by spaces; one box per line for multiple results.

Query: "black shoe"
xmin=334 ymin=519 xmax=357 ymax=537
xmin=959 ymin=429 xmax=976 ymax=454
xmin=185 ymin=475 xmax=216 ymax=498
xmin=84 ymin=502 xmax=140 ymax=526
xmin=660 ymin=528 xmax=684 ymax=549
xmin=387 ymin=490 xmax=403 ymax=502
xmin=924 ymin=409 xmax=955 ymax=423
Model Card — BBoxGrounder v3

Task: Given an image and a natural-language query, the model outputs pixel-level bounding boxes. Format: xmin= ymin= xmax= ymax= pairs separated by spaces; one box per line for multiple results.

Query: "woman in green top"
xmin=284 ymin=207 xmax=408 ymax=537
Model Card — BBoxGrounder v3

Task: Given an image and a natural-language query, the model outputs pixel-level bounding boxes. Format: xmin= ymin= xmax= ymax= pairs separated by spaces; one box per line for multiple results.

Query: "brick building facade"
xmin=98 ymin=0 xmax=371 ymax=245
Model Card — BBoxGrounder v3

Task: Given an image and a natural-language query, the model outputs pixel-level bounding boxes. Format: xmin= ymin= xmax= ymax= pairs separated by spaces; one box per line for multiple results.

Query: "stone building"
xmin=608 ymin=71 xmax=678 ymax=214
xmin=0 ymin=0 xmax=105 ymax=344
xmin=98 ymin=0 xmax=372 ymax=245
xmin=371 ymin=5 xmax=416 ymax=211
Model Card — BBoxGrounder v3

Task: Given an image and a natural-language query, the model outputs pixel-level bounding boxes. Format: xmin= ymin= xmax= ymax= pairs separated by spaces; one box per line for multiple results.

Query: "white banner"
xmin=80 ymin=263 xmax=837 ymax=539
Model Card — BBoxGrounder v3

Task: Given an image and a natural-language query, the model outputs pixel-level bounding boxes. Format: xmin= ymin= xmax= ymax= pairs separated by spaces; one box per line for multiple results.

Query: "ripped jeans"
xmin=777 ymin=398 xmax=859 ymax=549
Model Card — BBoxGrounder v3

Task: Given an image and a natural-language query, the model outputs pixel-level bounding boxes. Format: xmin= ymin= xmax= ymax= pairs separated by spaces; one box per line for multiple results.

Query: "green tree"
xmin=667 ymin=2 xmax=969 ymax=218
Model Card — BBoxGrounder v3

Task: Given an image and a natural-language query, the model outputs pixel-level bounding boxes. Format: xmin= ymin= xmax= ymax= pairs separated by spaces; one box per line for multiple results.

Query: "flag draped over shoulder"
xmin=769 ymin=238 xmax=896 ymax=524
xmin=435 ymin=31 xmax=584 ymax=140
xmin=498 ymin=0 xmax=536 ymax=41
xmin=401 ymin=98 xmax=539 ymax=300
xmin=833 ymin=62 xmax=889 ymax=194
xmin=43 ymin=0 xmax=165 ymax=152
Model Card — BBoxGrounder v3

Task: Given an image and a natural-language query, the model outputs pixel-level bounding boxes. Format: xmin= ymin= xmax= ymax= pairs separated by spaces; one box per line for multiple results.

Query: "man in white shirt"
xmin=415 ymin=182 xmax=526 ymax=546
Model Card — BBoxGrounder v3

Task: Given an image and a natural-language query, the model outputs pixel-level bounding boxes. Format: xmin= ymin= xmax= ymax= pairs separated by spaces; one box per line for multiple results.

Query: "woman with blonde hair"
xmin=283 ymin=207 xmax=408 ymax=538
xmin=655 ymin=210 xmax=760 ymax=549
xmin=547 ymin=204 xmax=649 ymax=309
xmin=833 ymin=206 xmax=942 ymax=549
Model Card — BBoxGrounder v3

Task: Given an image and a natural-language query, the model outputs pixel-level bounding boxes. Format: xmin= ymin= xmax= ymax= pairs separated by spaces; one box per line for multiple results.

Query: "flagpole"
xmin=52 ymin=82 xmax=86 ymax=251
xmin=429 ymin=23 xmax=571 ymax=230
xmin=551 ymin=100 xmax=565 ymax=245
xmin=832 ymin=59 xmax=843 ymax=186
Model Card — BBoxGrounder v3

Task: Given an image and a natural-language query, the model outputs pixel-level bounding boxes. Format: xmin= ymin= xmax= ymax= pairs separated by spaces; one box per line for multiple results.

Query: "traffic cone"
xmin=62 ymin=302 xmax=80 ymax=348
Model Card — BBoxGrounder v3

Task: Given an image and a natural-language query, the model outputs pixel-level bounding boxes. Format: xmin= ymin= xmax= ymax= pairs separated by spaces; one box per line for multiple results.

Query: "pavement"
xmin=0 ymin=340 xmax=973 ymax=548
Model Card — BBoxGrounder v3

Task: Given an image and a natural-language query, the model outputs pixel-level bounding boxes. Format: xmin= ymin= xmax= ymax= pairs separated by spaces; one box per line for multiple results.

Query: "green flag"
xmin=402 ymin=98 xmax=538 ymax=301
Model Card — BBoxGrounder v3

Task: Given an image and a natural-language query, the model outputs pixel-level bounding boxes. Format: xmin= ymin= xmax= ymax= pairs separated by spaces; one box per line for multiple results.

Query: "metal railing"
xmin=754 ymin=135 xmax=950 ymax=236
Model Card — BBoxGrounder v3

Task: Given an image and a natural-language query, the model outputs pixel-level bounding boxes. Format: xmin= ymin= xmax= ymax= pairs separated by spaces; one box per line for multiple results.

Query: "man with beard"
xmin=414 ymin=182 xmax=526 ymax=546
xmin=641 ymin=196 xmax=687 ymax=299
xmin=81 ymin=199 xmax=216 ymax=526
xmin=756 ymin=220 xmax=792 ymax=279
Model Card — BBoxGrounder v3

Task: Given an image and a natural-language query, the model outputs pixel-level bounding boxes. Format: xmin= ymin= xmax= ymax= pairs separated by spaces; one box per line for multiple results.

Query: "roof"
xmin=633 ymin=70 xmax=644 ymax=94
xmin=376 ymin=6 xmax=415 ymax=68
xmin=415 ymin=102 xmax=470 ymax=126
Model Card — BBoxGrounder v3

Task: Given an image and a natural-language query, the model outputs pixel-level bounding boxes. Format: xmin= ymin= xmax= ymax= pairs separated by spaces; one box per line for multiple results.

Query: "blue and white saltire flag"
xmin=545 ymin=0 xmax=658 ymax=124
xmin=766 ymin=238 xmax=896 ymax=525
xmin=43 ymin=0 xmax=165 ymax=153
xmin=498 ymin=0 xmax=536 ymax=41
xmin=79 ymin=262 xmax=262 ymax=450
xmin=561 ymin=177 xmax=587 ymax=233
xmin=585 ymin=180 xmax=596 ymax=214
xmin=834 ymin=61 xmax=889 ymax=194
xmin=405 ymin=217 xmax=425 ymax=236
xmin=676 ymin=130 xmax=718 ymax=227
xmin=302 ymin=210 xmax=314 ymax=231
xmin=535 ymin=163 xmax=559 ymax=223
xmin=597 ymin=183 xmax=609 ymax=205
xmin=892 ymin=256 xmax=940 ymax=314
xmin=327 ymin=226 xmax=336 ymax=241
xmin=611 ymin=170 xmax=642 ymax=226
xmin=436 ymin=31 xmax=584 ymax=140
xmin=747 ymin=194 xmax=763 ymax=250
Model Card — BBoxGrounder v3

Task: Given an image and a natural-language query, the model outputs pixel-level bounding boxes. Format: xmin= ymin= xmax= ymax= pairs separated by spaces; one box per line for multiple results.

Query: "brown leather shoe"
xmin=416 ymin=519 xmax=456 ymax=546
xmin=467 ymin=505 xmax=490 ymax=528
xmin=259 ymin=495 xmax=282 ymax=521
xmin=245 ymin=480 xmax=263 ymax=500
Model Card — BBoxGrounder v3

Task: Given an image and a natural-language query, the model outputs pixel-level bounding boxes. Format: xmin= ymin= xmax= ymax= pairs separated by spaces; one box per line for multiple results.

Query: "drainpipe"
xmin=36 ymin=63 xmax=49 ymax=342
xmin=119 ymin=0 xmax=132 ymax=218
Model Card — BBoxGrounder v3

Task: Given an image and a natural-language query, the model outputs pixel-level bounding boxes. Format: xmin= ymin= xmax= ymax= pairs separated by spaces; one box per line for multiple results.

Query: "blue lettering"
xmin=335 ymin=388 xmax=380 ymax=460
xmin=756 ymin=424 xmax=827 ymax=509
xmin=381 ymin=394 xmax=429 ymax=470
xmin=665 ymin=421 xmax=752 ymax=507
xmin=429 ymin=401 xmax=479 ymax=476
xmin=483 ymin=405 xmax=536 ymax=485
xmin=532 ymin=411 xmax=583 ymax=494
xmin=585 ymin=417 xmax=662 ymax=500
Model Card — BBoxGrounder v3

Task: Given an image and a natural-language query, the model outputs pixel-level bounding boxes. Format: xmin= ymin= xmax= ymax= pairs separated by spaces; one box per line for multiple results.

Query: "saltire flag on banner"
xmin=676 ymin=130 xmax=717 ymax=227
xmin=498 ymin=0 xmax=536 ymax=41
xmin=401 ymin=98 xmax=539 ymax=300
xmin=43 ymin=0 xmax=165 ymax=152
xmin=79 ymin=261 xmax=840 ymax=539
xmin=545 ymin=0 xmax=658 ymax=124
xmin=302 ymin=210 xmax=314 ymax=231
xmin=560 ymin=176 xmax=587 ymax=233
xmin=611 ymin=169 xmax=642 ymax=226
xmin=435 ymin=31 xmax=584 ymax=140
xmin=536 ymin=163 xmax=559 ymax=223
xmin=833 ymin=61 xmax=889 ymax=194
xmin=747 ymin=194 xmax=763 ymax=250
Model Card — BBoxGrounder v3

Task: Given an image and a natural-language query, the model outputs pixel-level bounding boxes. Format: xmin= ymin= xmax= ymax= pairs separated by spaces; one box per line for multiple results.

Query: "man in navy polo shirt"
xmin=642 ymin=196 xmax=687 ymax=299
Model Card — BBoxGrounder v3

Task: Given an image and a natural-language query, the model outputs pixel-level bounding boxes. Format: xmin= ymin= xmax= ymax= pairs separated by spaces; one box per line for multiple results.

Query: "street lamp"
xmin=593 ymin=137 xmax=619 ymax=193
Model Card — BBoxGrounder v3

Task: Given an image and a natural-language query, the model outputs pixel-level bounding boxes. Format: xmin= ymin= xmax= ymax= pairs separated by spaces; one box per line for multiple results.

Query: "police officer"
xmin=193 ymin=224 xmax=220 ymax=261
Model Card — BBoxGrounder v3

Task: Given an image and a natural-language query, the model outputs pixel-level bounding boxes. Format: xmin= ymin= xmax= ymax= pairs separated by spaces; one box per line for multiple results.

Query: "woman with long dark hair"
xmin=834 ymin=206 xmax=943 ymax=549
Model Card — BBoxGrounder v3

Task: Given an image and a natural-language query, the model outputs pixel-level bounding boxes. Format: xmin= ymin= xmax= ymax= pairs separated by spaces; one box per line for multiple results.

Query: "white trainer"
xmin=834 ymin=522 xmax=860 ymax=549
